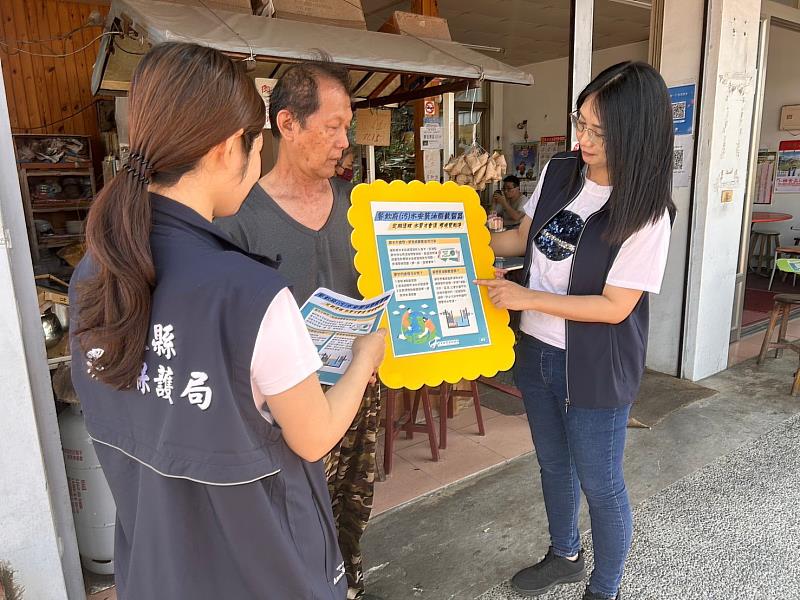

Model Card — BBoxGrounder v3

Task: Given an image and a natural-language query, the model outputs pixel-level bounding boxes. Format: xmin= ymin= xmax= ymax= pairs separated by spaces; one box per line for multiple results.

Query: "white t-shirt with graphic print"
xmin=519 ymin=164 xmax=672 ymax=349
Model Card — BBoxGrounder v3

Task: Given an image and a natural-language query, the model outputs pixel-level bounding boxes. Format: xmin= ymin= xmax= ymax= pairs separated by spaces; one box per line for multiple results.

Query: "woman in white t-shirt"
xmin=478 ymin=62 xmax=675 ymax=600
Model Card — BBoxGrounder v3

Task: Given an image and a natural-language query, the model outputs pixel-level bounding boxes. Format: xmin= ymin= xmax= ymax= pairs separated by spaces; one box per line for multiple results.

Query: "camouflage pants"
xmin=323 ymin=385 xmax=381 ymax=600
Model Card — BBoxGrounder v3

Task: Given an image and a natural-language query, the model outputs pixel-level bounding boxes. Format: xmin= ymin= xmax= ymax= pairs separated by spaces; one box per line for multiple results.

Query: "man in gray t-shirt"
xmin=215 ymin=61 xmax=381 ymax=600
xmin=217 ymin=175 xmax=358 ymax=304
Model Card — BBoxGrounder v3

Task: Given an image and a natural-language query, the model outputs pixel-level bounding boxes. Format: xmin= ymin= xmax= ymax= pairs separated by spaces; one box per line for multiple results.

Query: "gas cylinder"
xmin=58 ymin=404 xmax=116 ymax=575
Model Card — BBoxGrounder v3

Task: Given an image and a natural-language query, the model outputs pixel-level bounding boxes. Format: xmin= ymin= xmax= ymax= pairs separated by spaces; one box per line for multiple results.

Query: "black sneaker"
xmin=510 ymin=547 xmax=586 ymax=596
xmin=582 ymin=586 xmax=620 ymax=600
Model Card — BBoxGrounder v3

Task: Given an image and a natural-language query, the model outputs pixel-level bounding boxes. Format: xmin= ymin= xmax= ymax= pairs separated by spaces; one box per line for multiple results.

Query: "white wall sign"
xmin=255 ymin=77 xmax=279 ymax=129
xmin=672 ymin=134 xmax=694 ymax=189
xmin=420 ymin=124 xmax=444 ymax=150
xmin=423 ymin=150 xmax=441 ymax=182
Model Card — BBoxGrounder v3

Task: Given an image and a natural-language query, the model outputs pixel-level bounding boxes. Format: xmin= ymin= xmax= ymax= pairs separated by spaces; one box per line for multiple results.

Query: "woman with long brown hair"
xmin=69 ymin=42 xmax=384 ymax=600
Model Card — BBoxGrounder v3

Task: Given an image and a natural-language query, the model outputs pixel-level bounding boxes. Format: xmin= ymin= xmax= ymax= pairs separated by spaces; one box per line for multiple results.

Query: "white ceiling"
xmin=361 ymin=0 xmax=651 ymax=66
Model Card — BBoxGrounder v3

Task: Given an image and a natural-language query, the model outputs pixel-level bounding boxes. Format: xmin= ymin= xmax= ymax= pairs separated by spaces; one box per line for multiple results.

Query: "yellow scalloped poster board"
xmin=349 ymin=180 xmax=515 ymax=390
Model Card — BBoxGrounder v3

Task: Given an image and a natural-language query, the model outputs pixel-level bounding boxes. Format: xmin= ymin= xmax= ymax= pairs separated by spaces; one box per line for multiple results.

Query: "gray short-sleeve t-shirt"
xmin=216 ymin=178 xmax=359 ymax=304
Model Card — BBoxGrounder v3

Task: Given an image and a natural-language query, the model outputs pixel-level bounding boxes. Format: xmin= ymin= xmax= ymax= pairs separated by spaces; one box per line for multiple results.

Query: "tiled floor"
xmin=373 ymin=403 xmax=533 ymax=516
xmin=728 ymin=316 xmax=800 ymax=367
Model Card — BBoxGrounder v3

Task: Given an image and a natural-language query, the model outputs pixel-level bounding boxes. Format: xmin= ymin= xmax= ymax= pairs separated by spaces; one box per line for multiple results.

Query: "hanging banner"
xmin=348 ymin=181 xmax=515 ymax=390
xmin=355 ymin=108 xmax=392 ymax=147
xmin=775 ymin=140 xmax=800 ymax=194
xmin=254 ymin=77 xmax=279 ymax=129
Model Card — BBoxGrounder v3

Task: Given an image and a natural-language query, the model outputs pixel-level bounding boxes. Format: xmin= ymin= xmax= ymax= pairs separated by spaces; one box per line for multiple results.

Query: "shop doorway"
xmin=733 ymin=15 xmax=800 ymax=341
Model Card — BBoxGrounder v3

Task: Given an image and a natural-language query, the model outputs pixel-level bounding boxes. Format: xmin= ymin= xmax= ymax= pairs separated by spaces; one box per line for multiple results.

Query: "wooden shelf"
xmin=15 ymin=134 xmax=96 ymax=266
xmin=32 ymin=200 xmax=92 ymax=213
xmin=25 ymin=170 xmax=93 ymax=179
xmin=18 ymin=161 xmax=92 ymax=171
xmin=38 ymin=234 xmax=84 ymax=248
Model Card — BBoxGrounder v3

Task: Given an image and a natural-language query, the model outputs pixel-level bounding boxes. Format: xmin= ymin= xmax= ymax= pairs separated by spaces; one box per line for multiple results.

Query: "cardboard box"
xmin=269 ymin=0 xmax=366 ymax=30
xmin=163 ymin=0 xmax=253 ymax=14
xmin=379 ymin=11 xmax=451 ymax=41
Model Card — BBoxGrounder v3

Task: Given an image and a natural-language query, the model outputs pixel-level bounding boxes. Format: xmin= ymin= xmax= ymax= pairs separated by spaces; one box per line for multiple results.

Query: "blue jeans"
xmin=514 ymin=334 xmax=633 ymax=598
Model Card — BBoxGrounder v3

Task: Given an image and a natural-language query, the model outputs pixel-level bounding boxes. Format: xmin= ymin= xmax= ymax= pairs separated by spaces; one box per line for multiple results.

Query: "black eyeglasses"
xmin=570 ymin=111 xmax=605 ymax=145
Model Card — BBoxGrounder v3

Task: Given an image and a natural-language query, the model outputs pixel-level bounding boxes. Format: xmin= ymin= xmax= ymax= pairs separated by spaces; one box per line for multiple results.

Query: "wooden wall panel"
xmin=0 ymin=0 xmax=109 ymax=140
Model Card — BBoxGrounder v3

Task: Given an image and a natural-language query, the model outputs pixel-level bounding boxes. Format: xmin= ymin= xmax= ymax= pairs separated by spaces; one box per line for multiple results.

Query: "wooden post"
xmin=411 ymin=0 xmax=440 ymax=180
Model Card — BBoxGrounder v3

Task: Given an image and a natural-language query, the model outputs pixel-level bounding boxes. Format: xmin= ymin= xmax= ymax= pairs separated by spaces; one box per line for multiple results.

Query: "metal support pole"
xmin=568 ymin=0 xmax=594 ymax=148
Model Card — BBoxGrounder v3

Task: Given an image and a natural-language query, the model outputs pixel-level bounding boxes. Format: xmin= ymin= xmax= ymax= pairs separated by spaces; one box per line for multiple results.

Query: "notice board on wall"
xmin=355 ymin=108 xmax=392 ymax=147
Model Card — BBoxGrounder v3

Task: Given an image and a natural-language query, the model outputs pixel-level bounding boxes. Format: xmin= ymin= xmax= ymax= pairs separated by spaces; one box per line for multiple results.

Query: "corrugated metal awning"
xmin=92 ymin=0 xmax=533 ymax=105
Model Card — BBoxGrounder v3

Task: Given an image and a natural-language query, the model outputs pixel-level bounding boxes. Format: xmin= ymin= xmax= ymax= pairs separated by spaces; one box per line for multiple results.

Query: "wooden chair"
xmin=383 ymin=388 xmax=439 ymax=475
xmin=407 ymin=380 xmax=486 ymax=450
xmin=757 ymin=288 xmax=800 ymax=396
xmin=750 ymin=230 xmax=780 ymax=275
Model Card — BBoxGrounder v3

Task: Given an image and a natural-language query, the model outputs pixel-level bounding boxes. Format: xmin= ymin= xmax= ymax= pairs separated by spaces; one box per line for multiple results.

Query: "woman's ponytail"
xmin=74 ymin=42 xmax=265 ymax=389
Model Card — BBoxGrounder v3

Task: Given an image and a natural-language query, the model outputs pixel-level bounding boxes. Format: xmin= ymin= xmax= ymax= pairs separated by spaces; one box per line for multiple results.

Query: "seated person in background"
xmin=494 ymin=175 xmax=527 ymax=229
xmin=335 ymin=147 xmax=355 ymax=182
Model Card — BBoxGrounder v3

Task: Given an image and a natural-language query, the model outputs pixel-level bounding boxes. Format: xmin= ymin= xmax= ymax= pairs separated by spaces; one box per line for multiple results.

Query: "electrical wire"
xmin=196 ymin=0 xmax=255 ymax=64
xmin=0 ymin=31 xmax=118 ymax=58
xmin=113 ymin=41 xmax=147 ymax=57
xmin=16 ymin=100 xmax=98 ymax=132
xmin=13 ymin=23 xmax=96 ymax=45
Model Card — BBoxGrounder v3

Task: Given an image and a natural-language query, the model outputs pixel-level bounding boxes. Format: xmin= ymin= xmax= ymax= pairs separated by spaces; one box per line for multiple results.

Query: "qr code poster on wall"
xmin=669 ymin=84 xmax=696 ymax=136
xmin=672 ymin=135 xmax=693 ymax=189
xmin=673 ymin=146 xmax=685 ymax=171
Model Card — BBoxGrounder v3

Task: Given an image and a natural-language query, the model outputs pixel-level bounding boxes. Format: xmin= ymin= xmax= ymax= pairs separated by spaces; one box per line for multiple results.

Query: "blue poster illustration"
xmin=668 ymin=84 xmax=696 ymax=136
xmin=371 ymin=201 xmax=491 ymax=357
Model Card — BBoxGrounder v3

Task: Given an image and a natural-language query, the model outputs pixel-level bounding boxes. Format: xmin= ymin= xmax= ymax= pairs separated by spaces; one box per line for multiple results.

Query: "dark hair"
xmin=503 ymin=175 xmax=520 ymax=188
xmin=269 ymin=58 xmax=351 ymax=139
xmin=75 ymin=42 xmax=265 ymax=389
xmin=575 ymin=61 xmax=676 ymax=244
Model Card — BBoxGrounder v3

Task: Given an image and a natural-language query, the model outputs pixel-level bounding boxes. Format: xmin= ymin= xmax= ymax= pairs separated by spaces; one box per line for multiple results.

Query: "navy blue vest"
xmin=521 ymin=152 xmax=649 ymax=409
xmin=70 ymin=195 xmax=346 ymax=599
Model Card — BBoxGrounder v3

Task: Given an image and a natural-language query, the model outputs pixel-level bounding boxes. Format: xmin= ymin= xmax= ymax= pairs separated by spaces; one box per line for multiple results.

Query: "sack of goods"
xmin=443 ymin=149 xmax=507 ymax=191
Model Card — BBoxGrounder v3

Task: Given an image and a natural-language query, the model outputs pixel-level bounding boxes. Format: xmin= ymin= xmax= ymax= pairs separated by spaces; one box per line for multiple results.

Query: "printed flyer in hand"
xmin=300 ymin=287 xmax=393 ymax=385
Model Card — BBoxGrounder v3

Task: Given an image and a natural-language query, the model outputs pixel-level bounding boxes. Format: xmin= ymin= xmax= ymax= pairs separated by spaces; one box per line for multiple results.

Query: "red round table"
xmin=752 ymin=211 xmax=792 ymax=223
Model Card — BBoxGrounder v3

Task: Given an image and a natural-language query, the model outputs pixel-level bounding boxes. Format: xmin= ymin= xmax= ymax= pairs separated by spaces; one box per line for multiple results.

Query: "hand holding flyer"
xmin=300 ymin=288 xmax=393 ymax=385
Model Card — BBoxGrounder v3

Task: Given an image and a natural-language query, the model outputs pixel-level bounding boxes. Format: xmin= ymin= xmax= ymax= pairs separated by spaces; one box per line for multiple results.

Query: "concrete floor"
xmin=361 ymin=352 xmax=800 ymax=599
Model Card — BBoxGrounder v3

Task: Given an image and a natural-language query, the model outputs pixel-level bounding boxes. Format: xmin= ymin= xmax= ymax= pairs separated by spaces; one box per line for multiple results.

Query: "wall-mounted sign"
xmin=776 ymin=140 xmax=800 ymax=194
xmin=355 ymin=108 xmax=392 ymax=147
xmin=255 ymin=77 xmax=279 ymax=129
xmin=755 ymin=150 xmax=777 ymax=204
xmin=512 ymin=142 xmax=539 ymax=180
xmin=420 ymin=124 xmax=443 ymax=150
xmin=668 ymin=84 xmax=696 ymax=136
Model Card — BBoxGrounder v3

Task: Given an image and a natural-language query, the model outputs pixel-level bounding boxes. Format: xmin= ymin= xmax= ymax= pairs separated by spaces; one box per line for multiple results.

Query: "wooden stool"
xmin=750 ymin=231 xmax=780 ymax=275
xmin=408 ymin=380 xmax=486 ymax=450
xmin=769 ymin=246 xmax=800 ymax=290
xmin=383 ymin=388 xmax=439 ymax=475
xmin=757 ymin=293 xmax=800 ymax=395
